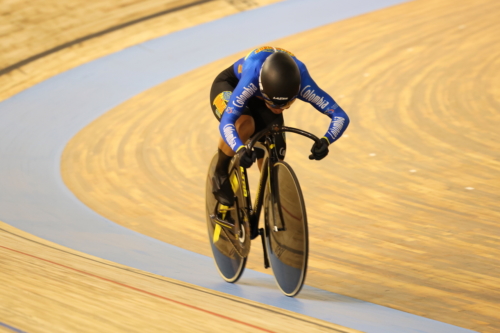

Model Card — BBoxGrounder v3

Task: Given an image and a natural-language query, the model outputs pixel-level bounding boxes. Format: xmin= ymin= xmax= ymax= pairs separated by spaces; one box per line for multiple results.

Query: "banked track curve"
xmin=62 ymin=0 xmax=500 ymax=331
xmin=1 ymin=0 xmax=498 ymax=330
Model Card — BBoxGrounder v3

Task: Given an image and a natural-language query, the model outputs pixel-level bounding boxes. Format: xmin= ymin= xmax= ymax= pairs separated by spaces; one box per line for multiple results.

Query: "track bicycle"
xmin=205 ymin=124 xmax=320 ymax=296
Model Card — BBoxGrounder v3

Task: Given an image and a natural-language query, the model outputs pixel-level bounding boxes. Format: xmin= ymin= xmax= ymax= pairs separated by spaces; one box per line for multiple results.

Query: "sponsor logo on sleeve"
xmin=300 ymin=85 xmax=329 ymax=109
xmin=328 ymin=117 xmax=345 ymax=139
xmin=225 ymin=107 xmax=241 ymax=116
xmin=325 ymin=104 xmax=339 ymax=116
xmin=223 ymin=124 xmax=238 ymax=149
xmin=233 ymin=83 xmax=257 ymax=108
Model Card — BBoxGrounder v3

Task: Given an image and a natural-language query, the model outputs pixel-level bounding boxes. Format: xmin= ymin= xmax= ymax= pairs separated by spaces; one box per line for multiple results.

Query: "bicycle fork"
xmin=252 ymin=157 xmax=271 ymax=269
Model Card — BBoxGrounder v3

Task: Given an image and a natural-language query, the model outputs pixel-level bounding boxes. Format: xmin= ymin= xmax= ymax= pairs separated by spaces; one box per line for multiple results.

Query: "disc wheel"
xmin=264 ymin=161 xmax=309 ymax=296
xmin=206 ymin=153 xmax=247 ymax=283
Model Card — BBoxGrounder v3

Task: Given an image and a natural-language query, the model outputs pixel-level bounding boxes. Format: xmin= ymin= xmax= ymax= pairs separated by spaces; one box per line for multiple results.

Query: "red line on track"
xmin=0 ymin=245 xmax=274 ymax=333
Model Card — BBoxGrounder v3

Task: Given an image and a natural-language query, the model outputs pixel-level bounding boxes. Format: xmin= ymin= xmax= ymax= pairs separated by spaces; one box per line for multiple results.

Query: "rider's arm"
xmin=297 ymin=65 xmax=350 ymax=144
xmin=219 ymin=77 xmax=259 ymax=152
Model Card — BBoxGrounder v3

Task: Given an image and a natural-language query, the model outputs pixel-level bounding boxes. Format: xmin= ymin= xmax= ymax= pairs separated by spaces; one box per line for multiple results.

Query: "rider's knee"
xmin=235 ymin=115 xmax=255 ymax=139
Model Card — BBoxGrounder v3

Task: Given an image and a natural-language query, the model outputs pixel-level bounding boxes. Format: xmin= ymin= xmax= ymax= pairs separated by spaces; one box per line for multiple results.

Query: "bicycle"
xmin=205 ymin=124 xmax=320 ymax=297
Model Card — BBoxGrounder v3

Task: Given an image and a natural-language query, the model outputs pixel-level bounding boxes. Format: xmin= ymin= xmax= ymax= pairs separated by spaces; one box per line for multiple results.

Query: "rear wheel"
xmin=206 ymin=153 xmax=247 ymax=283
xmin=263 ymin=161 xmax=308 ymax=296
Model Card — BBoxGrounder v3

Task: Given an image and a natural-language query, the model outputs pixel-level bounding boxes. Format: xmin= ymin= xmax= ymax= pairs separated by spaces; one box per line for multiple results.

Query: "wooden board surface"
xmin=0 ymin=0 xmax=282 ymax=102
xmin=61 ymin=0 xmax=500 ymax=332
xmin=0 ymin=221 xmax=357 ymax=333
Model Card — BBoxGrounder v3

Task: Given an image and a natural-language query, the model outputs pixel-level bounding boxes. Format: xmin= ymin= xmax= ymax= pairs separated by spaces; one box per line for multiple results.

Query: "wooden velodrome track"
xmin=2 ymin=0 xmax=500 ymax=332
xmin=0 ymin=0 xmax=282 ymax=102
xmin=1 ymin=2 xmax=359 ymax=332
xmin=0 ymin=221 xmax=352 ymax=333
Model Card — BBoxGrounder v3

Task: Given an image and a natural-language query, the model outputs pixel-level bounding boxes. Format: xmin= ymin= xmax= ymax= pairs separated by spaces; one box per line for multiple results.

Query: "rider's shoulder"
xmin=245 ymin=46 xmax=296 ymax=59
xmin=292 ymin=57 xmax=308 ymax=74
xmin=238 ymin=46 xmax=305 ymax=76
xmin=247 ymin=46 xmax=308 ymax=72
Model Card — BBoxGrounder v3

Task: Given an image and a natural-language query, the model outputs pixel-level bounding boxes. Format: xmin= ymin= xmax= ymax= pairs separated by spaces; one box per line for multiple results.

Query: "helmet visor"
xmin=262 ymin=95 xmax=297 ymax=109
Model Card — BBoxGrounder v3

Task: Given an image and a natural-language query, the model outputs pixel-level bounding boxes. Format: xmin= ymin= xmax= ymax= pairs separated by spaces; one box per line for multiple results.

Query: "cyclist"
xmin=210 ymin=46 xmax=349 ymax=206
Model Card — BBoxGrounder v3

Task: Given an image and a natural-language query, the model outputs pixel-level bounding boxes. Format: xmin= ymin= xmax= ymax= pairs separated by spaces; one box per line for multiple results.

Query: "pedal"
xmin=217 ymin=204 xmax=235 ymax=212
xmin=209 ymin=214 xmax=235 ymax=228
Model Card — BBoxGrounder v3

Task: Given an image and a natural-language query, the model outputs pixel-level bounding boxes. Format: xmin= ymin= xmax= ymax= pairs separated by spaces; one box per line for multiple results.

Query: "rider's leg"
xmin=217 ymin=115 xmax=255 ymax=156
xmin=209 ymin=65 xmax=245 ymax=206
xmin=215 ymin=114 xmax=254 ymax=180
xmin=247 ymin=97 xmax=286 ymax=171
xmin=214 ymin=115 xmax=255 ymax=206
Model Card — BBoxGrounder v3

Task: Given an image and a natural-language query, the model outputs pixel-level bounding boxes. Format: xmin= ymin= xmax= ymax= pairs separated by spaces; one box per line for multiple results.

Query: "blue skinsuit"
xmin=219 ymin=46 xmax=350 ymax=152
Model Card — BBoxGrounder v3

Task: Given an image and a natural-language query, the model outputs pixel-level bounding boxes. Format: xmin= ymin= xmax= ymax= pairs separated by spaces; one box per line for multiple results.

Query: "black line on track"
xmin=0 ymin=0 xmax=214 ymax=77
xmin=0 ymin=227 xmax=349 ymax=332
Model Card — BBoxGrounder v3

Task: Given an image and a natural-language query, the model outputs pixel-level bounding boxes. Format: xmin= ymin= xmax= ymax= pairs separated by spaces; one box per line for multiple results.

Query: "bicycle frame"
xmin=231 ymin=125 xmax=319 ymax=266
xmin=248 ymin=125 xmax=320 ymax=230
xmin=207 ymin=124 xmax=319 ymax=289
xmin=210 ymin=125 xmax=319 ymax=255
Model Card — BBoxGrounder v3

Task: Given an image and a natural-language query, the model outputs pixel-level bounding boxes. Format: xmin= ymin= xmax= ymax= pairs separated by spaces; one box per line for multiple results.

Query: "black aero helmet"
xmin=259 ymin=52 xmax=301 ymax=108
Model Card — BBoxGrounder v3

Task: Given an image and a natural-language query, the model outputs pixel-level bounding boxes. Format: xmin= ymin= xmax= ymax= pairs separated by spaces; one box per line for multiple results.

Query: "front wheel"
xmin=264 ymin=161 xmax=309 ymax=296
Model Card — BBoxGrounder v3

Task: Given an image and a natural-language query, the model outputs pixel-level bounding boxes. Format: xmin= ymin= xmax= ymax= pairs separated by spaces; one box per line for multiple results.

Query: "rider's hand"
xmin=309 ymin=138 xmax=329 ymax=160
xmin=237 ymin=147 xmax=257 ymax=168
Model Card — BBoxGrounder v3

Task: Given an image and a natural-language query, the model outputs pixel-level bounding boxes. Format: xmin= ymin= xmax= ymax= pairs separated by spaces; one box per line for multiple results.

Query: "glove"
xmin=237 ymin=147 xmax=257 ymax=168
xmin=309 ymin=138 xmax=329 ymax=160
